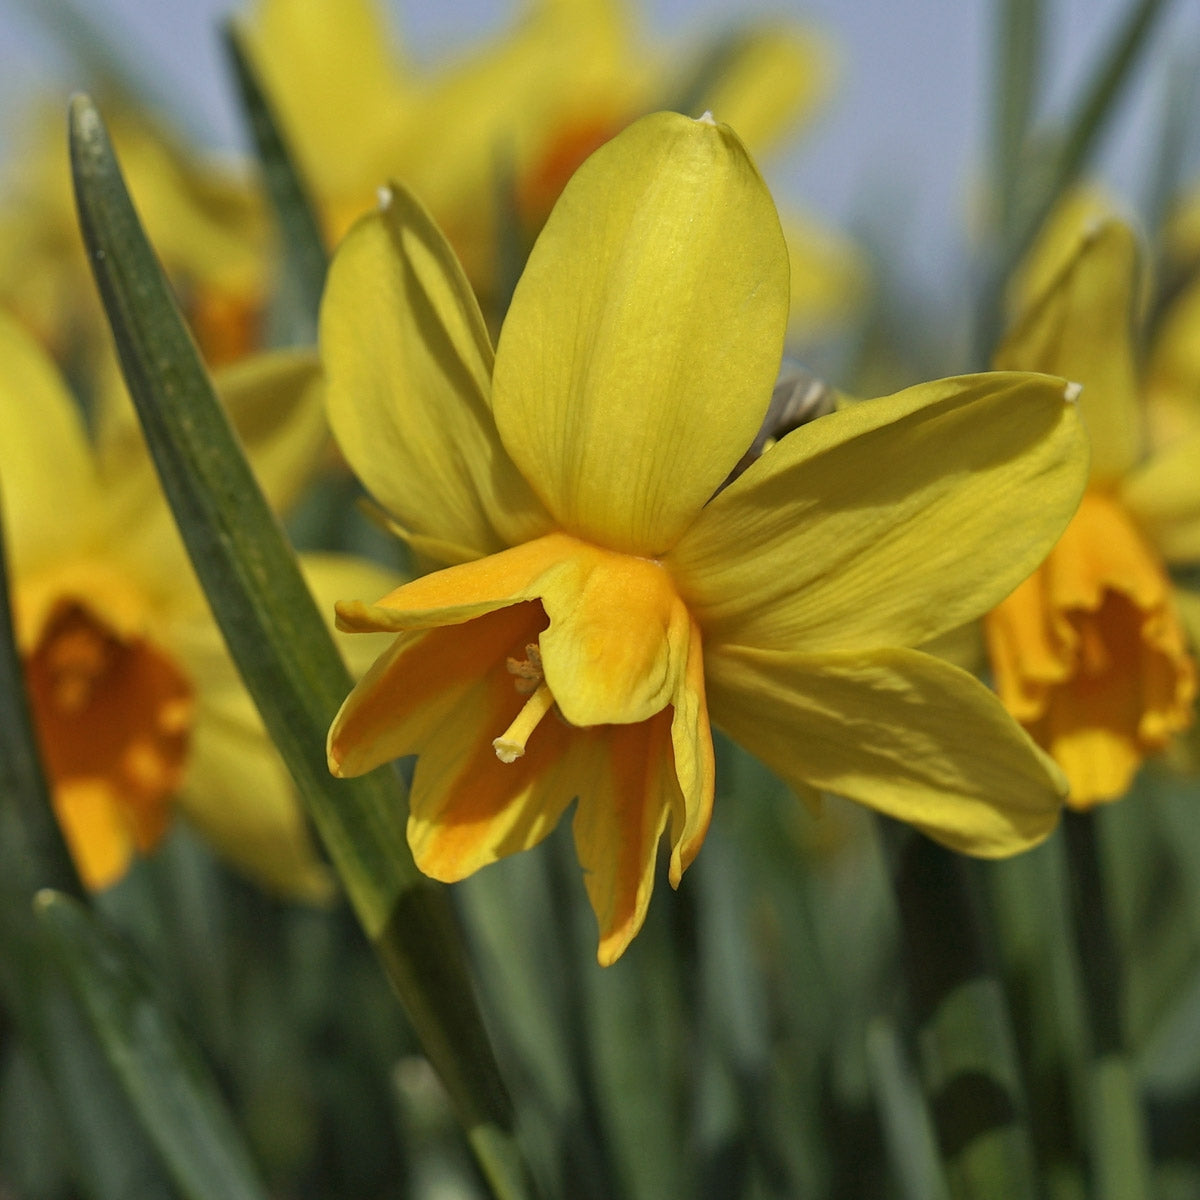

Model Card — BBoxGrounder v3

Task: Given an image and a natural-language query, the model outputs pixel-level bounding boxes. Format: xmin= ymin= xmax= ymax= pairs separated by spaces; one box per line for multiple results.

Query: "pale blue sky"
xmin=0 ymin=0 xmax=1197 ymax=303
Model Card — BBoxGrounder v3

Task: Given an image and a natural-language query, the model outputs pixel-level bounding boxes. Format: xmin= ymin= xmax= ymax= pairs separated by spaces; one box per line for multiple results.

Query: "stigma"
xmin=493 ymin=681 xmax=556 ymax=763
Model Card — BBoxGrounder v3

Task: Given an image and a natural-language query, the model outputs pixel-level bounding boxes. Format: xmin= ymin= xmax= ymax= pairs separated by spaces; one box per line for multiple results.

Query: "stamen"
xmin=493 ymin=682 xmax=555 ymax=763
xmin=505 ymin=643 xmax=544 ymax=695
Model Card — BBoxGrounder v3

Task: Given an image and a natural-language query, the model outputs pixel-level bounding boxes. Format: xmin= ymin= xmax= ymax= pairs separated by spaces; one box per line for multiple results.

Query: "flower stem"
xmin=878 ymin=818 xmax=1039 ymax=1200
xmin=1062 ymin=808 xmax=1153 ymax=1200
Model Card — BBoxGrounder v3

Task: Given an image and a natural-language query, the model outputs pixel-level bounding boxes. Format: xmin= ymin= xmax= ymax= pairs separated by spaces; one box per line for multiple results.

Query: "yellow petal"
xmin=706 ymin=644 xmax=1065 ymax=856
xmin=168 ymin=612 xmax=332 ymax=900
xmin=572 ymin=711 xmax=678 ymax=966
xmin=301 ymin=551 xmax=403 ymax=681
xmin=1005 ymin=186 xmax=1122 ymax=317
xmin=1144 ymin=274 xmax=1200 ymax=449
xmin=241 ymin=0 xmax=413 ymax=207
xmin=1120 ymin=429 xmax=1200 ymax=562
xmin=335 ymin=531 xmax=696 ymax=730
xmin=670 ymin=372 xmax=1087 ymax=653
xmin=330 ymin=603 xmax=576 ymax=870
xmin=534 ymin=540 xmax=692 ymax=729
xmin=0 ymin=312 xmax=99 ymax=576
xmin=97 ymin=347 xmax=326 ymax=516
xmin=332 ymin=534 xmax=570 ymax=636
xmin=181 ymin=699 xmax=333 ymax=902
xmin=329 ymin=602 xmax=546 ymax=779
xmin=52 ymin=780 xmax=137 ymax=892
xmin=320 ymin=191 xmax=550 ymax=561
xmin=984 ymin=489 xmax=1195 ymax=808
xmin=492 ymin=111 xmax=789 ymax=556
xmin=996 ymin=219 xmax=1143 ymax=482
xmin=666 ymin=623 xmax=715 ymax=885
xmin=688 ymin=24 xmax=835 ymax=152
xmin=26 ymin=600 xmax=192 ymax=888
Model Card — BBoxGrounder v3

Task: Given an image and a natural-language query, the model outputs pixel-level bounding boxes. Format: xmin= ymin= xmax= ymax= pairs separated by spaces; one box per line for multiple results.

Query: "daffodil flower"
xmin=0 ymin=313 xmax=394 ymax=896
xmin=241 ymin=0 xmax=862 ymax=329
xmin=0 ymin=102 xmax=265 ymax=368
xmin=321 ymin=112 xmax=1087 ymax=964
xmin=985 ymin=218 xmax=1199 ymax=806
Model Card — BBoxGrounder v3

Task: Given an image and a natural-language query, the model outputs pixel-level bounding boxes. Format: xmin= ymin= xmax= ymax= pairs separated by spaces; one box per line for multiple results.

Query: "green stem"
xmin=879 ymin=818 xmax=1039 ymax=1200
xmin=1062 ymin=809 xmax=1153 ymax=1200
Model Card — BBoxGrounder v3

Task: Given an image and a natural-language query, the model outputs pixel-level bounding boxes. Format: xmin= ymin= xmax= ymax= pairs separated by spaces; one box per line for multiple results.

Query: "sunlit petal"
xmin=321 ymin=191 xmax=551 ymax=563
xmin=493 ymin=111 xmax=789 ymax=555
xmin=690 ymin=25 xmax=834 ymax=152
xmin=670 ymin=372 xmax=1086 ymax=652
xmin=0 ymin=312 xmax=99 ymax=576
xmin=572 ymin=712 xmax=678 ymax=966
xmin=707 ymin=643 xmax=1065 ymax=856
xmin=1121 ymin=428 xmax=1200 ymax=562
xmin=996 ymin=219 xmax=1142 ymax=482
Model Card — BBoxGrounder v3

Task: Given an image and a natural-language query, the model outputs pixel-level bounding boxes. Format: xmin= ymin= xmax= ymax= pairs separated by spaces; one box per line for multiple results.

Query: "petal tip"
xmin=1064 ymin=380 xmax=1083 ymax=404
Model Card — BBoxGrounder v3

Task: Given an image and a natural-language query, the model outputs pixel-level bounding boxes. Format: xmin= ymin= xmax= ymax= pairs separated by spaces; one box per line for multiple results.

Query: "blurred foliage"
xmin=1 ymin=1 xmax=1199 ymax=1198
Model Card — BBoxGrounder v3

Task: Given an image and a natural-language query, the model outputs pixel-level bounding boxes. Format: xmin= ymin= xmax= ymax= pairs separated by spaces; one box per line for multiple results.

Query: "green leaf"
xmin=68 ymin=93 xmax=537 ymax=1200
xmin=35 ymin=889 xmax=271 ymax=1200
xmin=0 ymin=504 xmax=174 ymax=1197
xmin=880 ymin=820 xmax=1040 ymax=1200
xmin=1062 ymin=811 xmax=1153 ymax=1200
xmin=221 ymin=21 xmax=328 ymax=347
xmin=990 ymin=0 xmax=1043 ymax=239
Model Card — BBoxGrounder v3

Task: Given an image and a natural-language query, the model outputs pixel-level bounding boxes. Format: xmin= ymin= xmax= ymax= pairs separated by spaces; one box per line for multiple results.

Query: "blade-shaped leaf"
xmin=221 ymin=21 xmax=327 ymax=347
xmin=35 ymin=890 xmax=271 ymax=1200
xmin=879 ymin=819 xmax=1041 ymax=1199
xmin=68 ymin=93 xmax=536 ymax=1200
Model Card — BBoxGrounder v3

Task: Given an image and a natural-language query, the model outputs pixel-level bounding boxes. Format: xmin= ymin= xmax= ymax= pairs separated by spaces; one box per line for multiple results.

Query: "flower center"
xmin=492 ymin=641 xmax=557 ymax=763
xmin=985 ymin=489 xmax=1195 ymax=804
xmin=186 ymin=281 xmax=263 ymax=368
xmin=22 ymin=592 xmax=194 ymax=888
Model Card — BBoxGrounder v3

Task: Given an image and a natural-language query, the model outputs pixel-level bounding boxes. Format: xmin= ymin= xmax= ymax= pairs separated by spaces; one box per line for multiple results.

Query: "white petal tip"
xmin=1064 ymin=380 xmax=1083 ymax=404
xmin=492 ymin=738 xmax=524 ymax=764
xmin=696 ymin=110 xmax=717 ymax=126
xmin=377 ymin=186 xmax=393 ymax=211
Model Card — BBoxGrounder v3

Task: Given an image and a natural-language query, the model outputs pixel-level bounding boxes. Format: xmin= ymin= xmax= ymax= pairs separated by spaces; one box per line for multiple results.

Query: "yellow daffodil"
xmin=985 ymin=218 xmax=1199 ymax=806
xmin=0 ymin=101 xmax=265 ymax=368
xmin=0 ymin=312 xmax=394 ymax=896
xmin=322 ymin=112 xmax=1087 ymax=964
xmin=241 ymin=0 xmax=862 ymax=330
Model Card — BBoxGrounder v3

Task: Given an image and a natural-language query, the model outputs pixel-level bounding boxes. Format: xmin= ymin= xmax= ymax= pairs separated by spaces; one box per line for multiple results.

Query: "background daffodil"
xmin=241 ymin=0 xmax=862 ymax=331
xmin=322 ymin=111 xmax=1088 ymax=965
xmin=985 ymin=217 xmax=1200 ymax=806
xmin=0 ymin=312 xmax=394 ymax=897
xmin=0 ymin=100 xmax=265 ymax=369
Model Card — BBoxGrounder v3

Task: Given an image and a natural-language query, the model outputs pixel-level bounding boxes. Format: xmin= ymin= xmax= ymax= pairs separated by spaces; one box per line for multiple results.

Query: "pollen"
xmin=505 ymin=642 xmax=544 ymax=695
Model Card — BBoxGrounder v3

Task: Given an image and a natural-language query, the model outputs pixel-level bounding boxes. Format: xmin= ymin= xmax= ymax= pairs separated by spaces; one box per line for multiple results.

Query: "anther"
xmin=505 ymin=643 xmax=544 ymax=696
xmin=493 ymin=682 xmax=555 ymax=763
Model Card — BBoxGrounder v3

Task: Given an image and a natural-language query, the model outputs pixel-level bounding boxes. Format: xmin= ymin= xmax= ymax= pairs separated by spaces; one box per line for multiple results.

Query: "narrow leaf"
xmin=35 ymin=890 xmax=271 ymax=1200
xmin=989 ymin=0 xmax=1043 ymax=239
xmin=221 ymin=21 xmax=328 ymax=347
xmin=880 ymin=819 xmax=1040 ymax=1200
xmin=0 ymin=498 xmax=172 ymax=1197
xmin=68 ymin=94 xmax=536 ymax=1200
